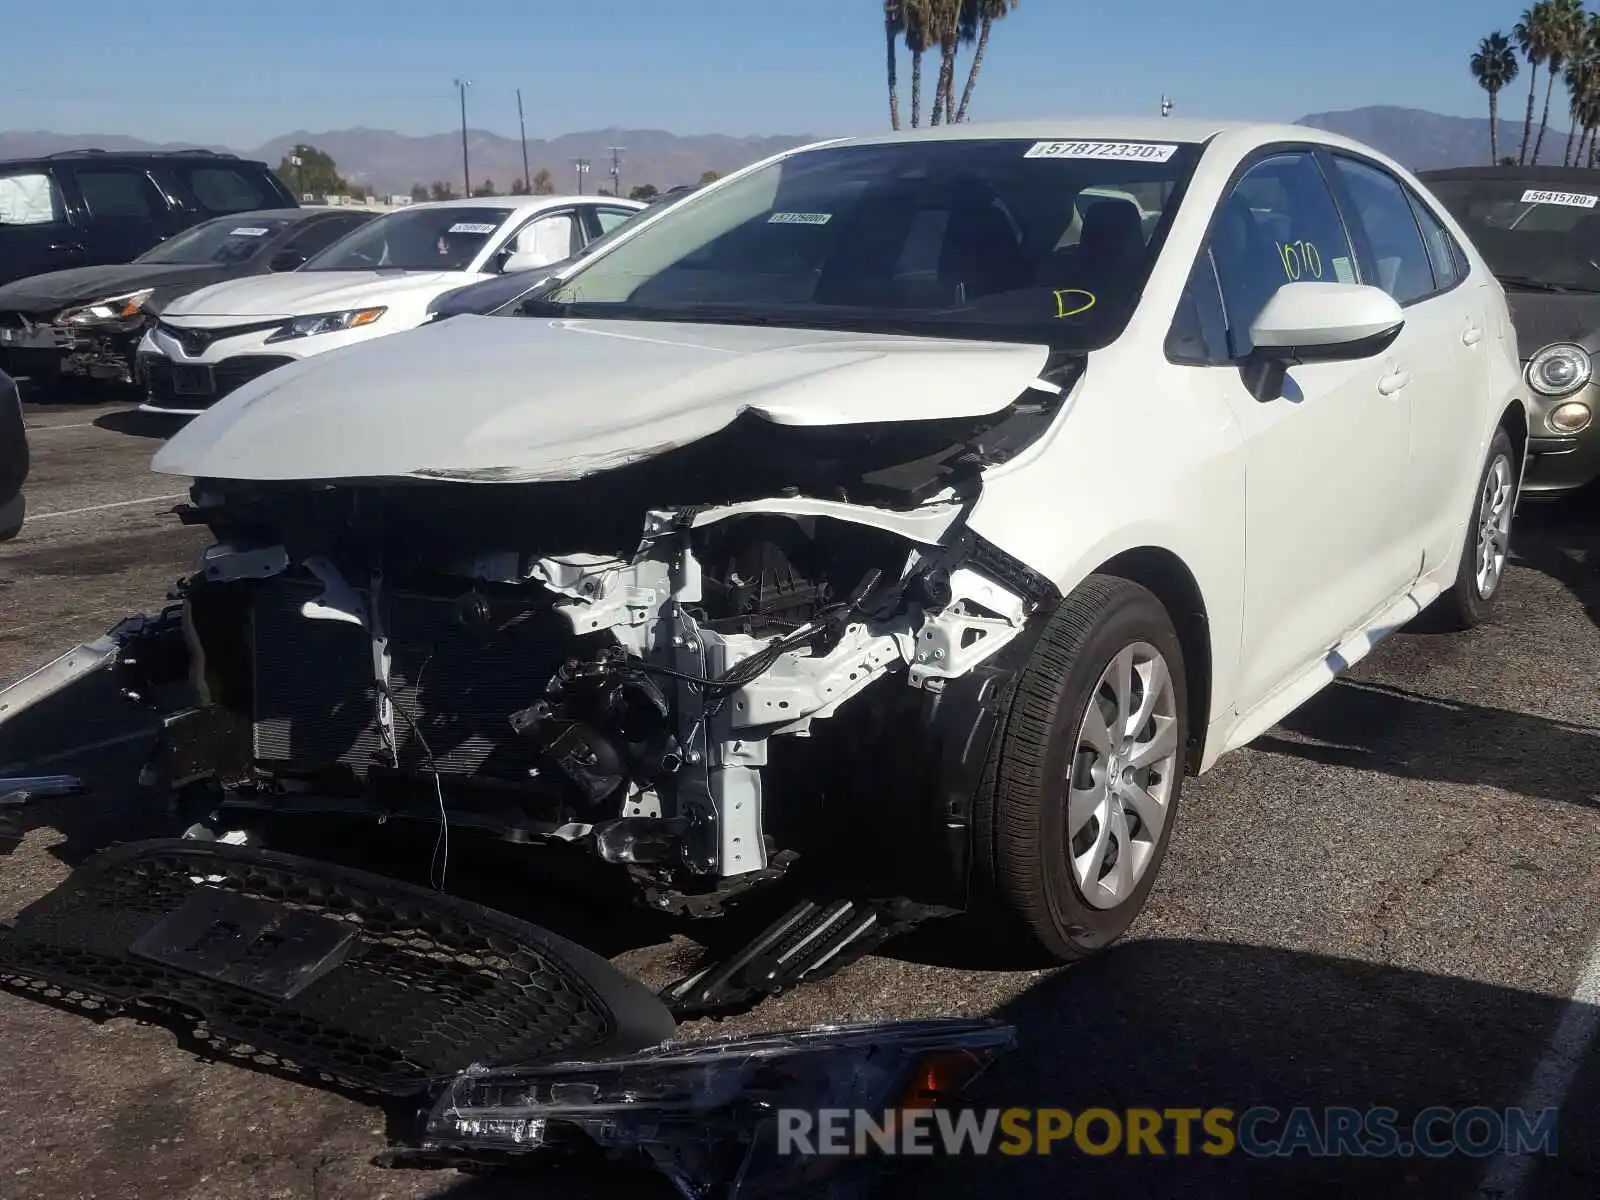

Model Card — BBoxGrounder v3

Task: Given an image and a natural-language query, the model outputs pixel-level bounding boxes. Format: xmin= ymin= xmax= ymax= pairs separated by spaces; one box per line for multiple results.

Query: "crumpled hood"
xmin=0 ymin=263 xmax=215 ymax=315
xmin=161 ymin=270 xmax=477 ymax=322
xmin=152 ymin=315 xmax=1052 ymax=484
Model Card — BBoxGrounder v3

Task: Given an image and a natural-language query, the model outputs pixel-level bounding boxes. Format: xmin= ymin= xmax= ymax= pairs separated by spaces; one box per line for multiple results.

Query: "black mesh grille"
xmin=140 ymin=353 xmax=294 ymax=409
xmin=0 ymin=840 xmax=676 ymax=1096
xmin=249 ymin=580 xmax=579 ymax=779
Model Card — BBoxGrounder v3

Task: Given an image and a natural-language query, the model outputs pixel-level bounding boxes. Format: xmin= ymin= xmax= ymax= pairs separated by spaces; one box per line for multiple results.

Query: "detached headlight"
xmin=264 ymin=306 xmax=386 ymax=344
xmin=56 ymin=289 xmax=153 ymax=327
xmin=1527 ymin=342 xmax=1592 ymax=397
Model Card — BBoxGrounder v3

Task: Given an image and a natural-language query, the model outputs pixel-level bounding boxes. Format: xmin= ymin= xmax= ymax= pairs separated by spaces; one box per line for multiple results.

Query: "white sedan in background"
xmin=136 ymin=194 xmax=642 ymax=414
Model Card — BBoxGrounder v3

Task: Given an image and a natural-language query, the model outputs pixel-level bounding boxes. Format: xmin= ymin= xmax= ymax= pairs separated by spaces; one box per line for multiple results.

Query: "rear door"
xmin=0 ymin=166 xmax=84 ymax=285
xmin=58 ymin=163 xmax=175 ymax=265
xmin=1324 ymin=153 xmax=1485 ymax=576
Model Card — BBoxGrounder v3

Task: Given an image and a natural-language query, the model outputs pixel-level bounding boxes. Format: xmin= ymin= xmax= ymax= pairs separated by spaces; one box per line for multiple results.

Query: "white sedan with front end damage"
xmin=16 ymin=118 xmax=1528 ymax=996
xmin=135 ymin=194 xmax=641 ymax=415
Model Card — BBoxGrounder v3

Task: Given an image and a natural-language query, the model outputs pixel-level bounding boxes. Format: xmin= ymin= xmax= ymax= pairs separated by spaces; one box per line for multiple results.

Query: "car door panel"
xmin=61 ymin=165 xmax=173 ymax=265
xmin=1201 ymin=151 xmax=1417 ymax=716
xmin=1326 ymin=154 xmax=1487 ymax=576
xmin=0 ymin=168 xmax=85 ymax=286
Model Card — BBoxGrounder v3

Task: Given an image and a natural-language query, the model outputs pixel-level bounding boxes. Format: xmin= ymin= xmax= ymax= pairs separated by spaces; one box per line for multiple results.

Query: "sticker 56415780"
xmin=1520 ymin=188 xmax=1599 ymax=208
xmin=447 ymin=221 xmax=499 ymax=235
xmin=1024 ymin=141 xmax=1179 ymax=162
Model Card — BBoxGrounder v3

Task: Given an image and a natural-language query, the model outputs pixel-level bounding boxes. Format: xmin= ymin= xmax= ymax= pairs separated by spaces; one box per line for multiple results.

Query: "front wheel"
xmin=973 ymin=575 xmax=1188 ymax=963
xmin=1431 ymin=426 xmax=1518 ymax=631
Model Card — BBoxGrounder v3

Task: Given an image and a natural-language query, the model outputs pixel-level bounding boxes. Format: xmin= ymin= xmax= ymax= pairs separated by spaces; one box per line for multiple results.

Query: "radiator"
xmin=249 ymin=581 xmax=578 ymax=780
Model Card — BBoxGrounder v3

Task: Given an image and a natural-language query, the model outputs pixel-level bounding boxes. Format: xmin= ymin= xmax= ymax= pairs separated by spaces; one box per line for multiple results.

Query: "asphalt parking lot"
xmin=1 ymin=392 xmax=1598 ymax=1200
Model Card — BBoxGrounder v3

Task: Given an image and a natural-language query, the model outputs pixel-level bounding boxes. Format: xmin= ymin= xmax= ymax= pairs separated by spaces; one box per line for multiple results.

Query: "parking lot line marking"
xmin=0 ymin=728 xmax=154 ymax=774
xmin=24 ymin=421 xmax=99 ymax=432
xmin=28 ymin=493 xmax=188 ymax=520
xmin=1475 ymin=935 xmax=1600 ymax=1198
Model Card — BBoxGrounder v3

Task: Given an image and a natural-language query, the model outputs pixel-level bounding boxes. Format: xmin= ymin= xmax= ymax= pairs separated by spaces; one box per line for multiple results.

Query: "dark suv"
xmin=0 ymin=149 xmax=297 ymax=289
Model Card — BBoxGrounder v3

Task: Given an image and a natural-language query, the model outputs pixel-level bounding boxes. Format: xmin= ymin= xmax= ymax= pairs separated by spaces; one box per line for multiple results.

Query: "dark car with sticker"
xmin=0 ymin=208 xmax=377 ymax=393
xmin=1421 ymin=165 xmax=1600 ymax=497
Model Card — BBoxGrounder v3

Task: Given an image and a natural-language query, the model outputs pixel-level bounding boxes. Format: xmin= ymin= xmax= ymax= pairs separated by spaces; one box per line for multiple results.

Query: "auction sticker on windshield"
xmin=1024 ymin=141 xmax=1179 ymax=162
xmin=769 ymin=212 xmax=833 ymax=225
xmin=448 ymin=222 xmax=499 ymax=235
xmin=1520 ymin=188 xmax=1598 ymax=208
xmin=228 ymin=227 xmax=270 ymax=237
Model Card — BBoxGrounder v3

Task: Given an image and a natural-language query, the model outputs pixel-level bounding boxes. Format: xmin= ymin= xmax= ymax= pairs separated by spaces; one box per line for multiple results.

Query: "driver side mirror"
xmin=1248 ymin=282 xmax=1404 ymax=363
xmin=268 ymin=250 xmax=307 ymax=272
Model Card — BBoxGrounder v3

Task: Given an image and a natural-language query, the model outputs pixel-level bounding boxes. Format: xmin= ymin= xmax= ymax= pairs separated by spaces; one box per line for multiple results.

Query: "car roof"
xmin=400 ymin=194 xmax=640 ymax=211
xmin=199 ymin=207 xmax=315 ymax=224
xmin=1416 ymin=164 xmax=1599 ymax=182
xmin=0 ymin=149 xmax=262 ymax=167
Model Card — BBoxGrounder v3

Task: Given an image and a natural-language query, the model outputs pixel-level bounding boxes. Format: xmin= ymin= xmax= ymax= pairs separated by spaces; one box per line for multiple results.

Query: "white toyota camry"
xmin=142 ymin=118 xmax=1527 ymax=969
xmin=136 ymin=194 xmax=642 ymax=414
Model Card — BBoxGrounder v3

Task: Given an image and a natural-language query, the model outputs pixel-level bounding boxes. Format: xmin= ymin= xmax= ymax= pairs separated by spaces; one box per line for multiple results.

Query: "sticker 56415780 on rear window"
xmin=1025 ymin=141 xmax=1179 ymax=162
xmin=1520 ymin=188 xmax=1599 ymax=208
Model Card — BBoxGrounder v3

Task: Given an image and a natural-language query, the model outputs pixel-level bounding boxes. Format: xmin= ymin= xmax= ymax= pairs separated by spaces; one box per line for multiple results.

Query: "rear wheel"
xmin=1431 ymin=426 xmax=1517 ymax=631
xmin=973 ymin=575 xmax=1188 ymax=963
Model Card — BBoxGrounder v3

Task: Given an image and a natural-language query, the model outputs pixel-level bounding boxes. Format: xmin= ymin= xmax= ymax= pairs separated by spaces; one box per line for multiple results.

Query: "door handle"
xmin=1463 ymin=324 xmax=1484 ymax=346
xmin=1377 ymin=367 xmax=1412 ymax=396
xmin=46 ymin=242 xmax=84 ymax=253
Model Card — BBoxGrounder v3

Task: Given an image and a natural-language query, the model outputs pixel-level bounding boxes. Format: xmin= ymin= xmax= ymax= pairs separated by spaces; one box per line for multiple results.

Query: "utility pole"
xmin=289 ymin=149 xmax=304 ymax=199
xmin=516 ymin=89 xmax=531 ymax=193
xmin=1160 ymin=95 xmax=1174 ymax=118
xmin=572 ymin=158 xmax=590 ymax=194
xmin=607 ymin=145 xmax=624 ymax=197
xmin=455 ymin=79 xmax=472 ymax=197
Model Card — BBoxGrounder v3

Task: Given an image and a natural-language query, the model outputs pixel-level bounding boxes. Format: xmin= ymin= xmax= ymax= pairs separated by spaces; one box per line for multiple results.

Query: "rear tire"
xmin=973 ymin=575 xmax=1188 ymax=963
xmin=1431 ymin=427 xmax=1517 ymax=631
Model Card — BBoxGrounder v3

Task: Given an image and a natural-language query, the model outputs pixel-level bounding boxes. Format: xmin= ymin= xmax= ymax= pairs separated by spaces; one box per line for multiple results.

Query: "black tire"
xmin=972 ymin=574 xmax=1188 ymax=963
xmin=1430 ymin=426 xmax=1518 ymax=632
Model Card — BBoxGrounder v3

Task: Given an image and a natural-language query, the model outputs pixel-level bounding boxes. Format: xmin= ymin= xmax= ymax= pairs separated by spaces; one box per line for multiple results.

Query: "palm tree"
xmin=1562 ymin=21 xmax=1594 ymax=164
xmin=1515 ymin=4 xmax=1556 ymax=164
xmin=1474 ymin=32 xmax=1522 ymax=165
xmin=953 ymin=0 xmax=1019 ymax=122
xmin=884 ymin=1 xmax=904 ymax=131
xmin=1533 ymin=0 xmax=1586 ymax=163
xmin=927 ymin=0 xmax=965 ymax=126
xmin=903 ymin=0 xmax=936 ymax=127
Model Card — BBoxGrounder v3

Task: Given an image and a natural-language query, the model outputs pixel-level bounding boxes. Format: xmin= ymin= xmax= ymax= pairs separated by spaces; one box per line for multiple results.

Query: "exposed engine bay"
xmin=109 ymin=371 xmax=1073 ymax=926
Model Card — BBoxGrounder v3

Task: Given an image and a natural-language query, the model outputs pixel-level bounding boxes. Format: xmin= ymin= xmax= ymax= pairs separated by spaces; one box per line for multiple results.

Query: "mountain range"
xmin=0 ymin=127 xmax=814 ymax=197
xmin=0 ymin=106 xmax=1580 ymax=194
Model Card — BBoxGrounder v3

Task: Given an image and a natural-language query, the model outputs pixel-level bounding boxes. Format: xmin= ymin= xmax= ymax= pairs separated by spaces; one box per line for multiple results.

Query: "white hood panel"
xmin=151 ymin=316 xmax=1052 ymax=484
xmin=161 ymin=271 xmax=475 ymax=322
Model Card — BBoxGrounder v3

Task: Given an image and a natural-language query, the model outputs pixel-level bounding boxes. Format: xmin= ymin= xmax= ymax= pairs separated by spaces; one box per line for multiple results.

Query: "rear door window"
xmin=171 ymin=163 xmax=286 ymax=214
xmin=1328 ymin=156 xmax=1439 ymax=305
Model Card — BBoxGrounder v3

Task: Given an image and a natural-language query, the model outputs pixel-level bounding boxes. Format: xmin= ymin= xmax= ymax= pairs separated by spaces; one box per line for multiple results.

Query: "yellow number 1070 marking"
xmin=1277 ymin=240 xmax=1324 ymax=281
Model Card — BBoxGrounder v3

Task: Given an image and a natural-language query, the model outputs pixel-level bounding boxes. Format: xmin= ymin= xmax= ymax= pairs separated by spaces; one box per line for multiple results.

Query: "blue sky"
xmin=0 ymin=0 xmax=1546 ymax=148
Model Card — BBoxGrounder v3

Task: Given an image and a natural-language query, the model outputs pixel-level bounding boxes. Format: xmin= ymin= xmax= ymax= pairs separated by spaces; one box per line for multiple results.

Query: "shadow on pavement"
xmin=1252 ymin=676 xmax=1600 ymax=808
xmin=877 ymin=939 xmax=1594 ymax=1199
xmin=93 ymin=408 xmax=186 ymax=440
